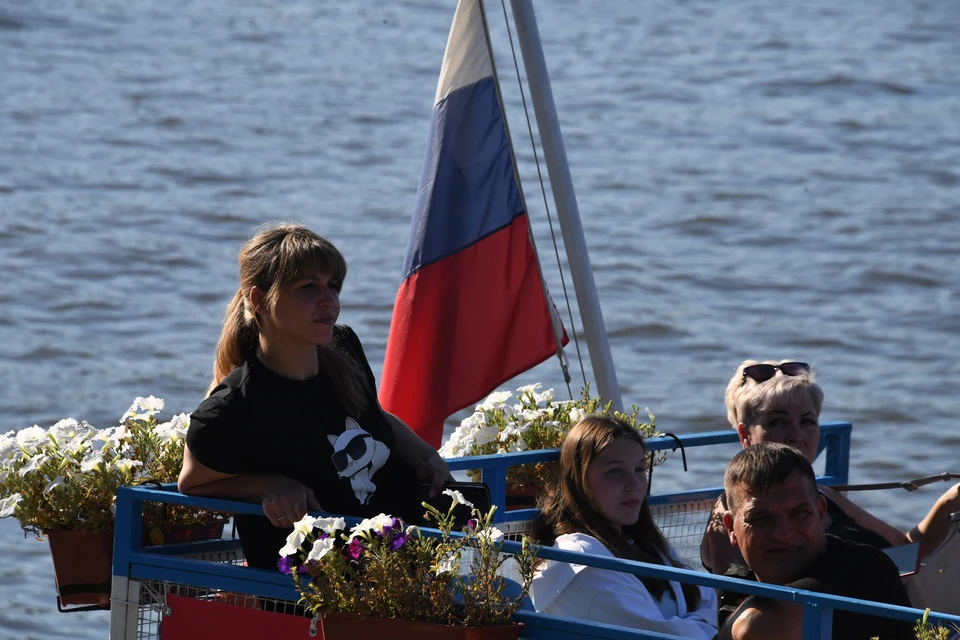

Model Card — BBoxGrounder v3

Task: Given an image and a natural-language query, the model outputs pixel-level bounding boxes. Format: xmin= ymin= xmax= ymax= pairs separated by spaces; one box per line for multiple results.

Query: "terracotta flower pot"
xmin=45 ymin=529 xmax=114 ymax=609
xmin=320 ymin=612 xmax=522 ymax=640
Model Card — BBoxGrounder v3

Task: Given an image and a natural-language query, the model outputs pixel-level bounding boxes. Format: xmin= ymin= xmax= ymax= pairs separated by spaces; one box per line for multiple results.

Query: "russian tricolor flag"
xmin=380 ymin=0 xmax=567 ymax=447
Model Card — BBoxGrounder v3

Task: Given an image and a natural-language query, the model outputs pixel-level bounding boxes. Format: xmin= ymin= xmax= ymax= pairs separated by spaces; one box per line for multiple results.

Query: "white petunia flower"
xmin=0 ymin=493 xmax=23 ymax=518
xmin=15 ymin=426 xmax=47 ymax=452
xmin=518 ymin=409 xmax=542 ymax=422
xmin=155 ymin=413 xmax=191 ymax=442
xmin=170 ymin=413 xmax=190 ymax=436
xmin=478 ymin=391 xmax=512 ymax=410
xmin=568 ymin=407 xmax=586 ymax=422
xmin=499 ymin=423 xmax=525 ymax=441
xmin=279 ymin=515 xmax=322 ymax=556
xmin=349 ymin=517 xmax=376 ymax=538
xmin=436 ymin=554 xmax=458 ymax=576
xmin=45 ymin=476 xmax=67 ymax=492
xmin=533 ymin=388 xmax=555 ymax=406
xmin=476 ymin=526 xmax=504 ymax=543
xmin=516 ymin=383 xmax=542 ymax=396
xmin=499 ymin=403 xmax=518 ymax=418
xmin=92 ymin=426 xmax=130 ymax=451
xmin=460 ymin=412 xmax=486 ymax=431
xmin=109 ymin=459 xmax=143 ymax=475
xmin=348 ymin=513 xmax=394 ymax=540
xmin=306 ymin=537 xmax=336 ymax=562
xmin=48 ymin=418 xmax=82 ymax=443
xmin=121 ymin=396 xmax=165 ymax=421
xmin=63 ymin=432 xmax=92 ymax=454
xmin=443 ymin=489 xmax=474 ymax=509
xmin=439 ymin=425 xmax=472 ymax=457
xmin=438 ymin=441 xmax=457 ymax=457
xmin=506 ymin=439 xmax=528 ymax=453
xmin=0 ymin=431 xmax=17 ymax=461
xmin=313 ymin=517 xmax=346 ymax=534
xmin=80 ymin=450 xmax=105 ymax=473
xmin=472 ymin=424 xmax=499 ymax=447
xmin=18 ymin=452 xmax=50 ymax=477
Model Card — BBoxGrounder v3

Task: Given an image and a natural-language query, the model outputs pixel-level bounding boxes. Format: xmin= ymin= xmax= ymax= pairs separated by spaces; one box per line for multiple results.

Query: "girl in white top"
xmin=530 ymin=416 xmax=717 ymax=639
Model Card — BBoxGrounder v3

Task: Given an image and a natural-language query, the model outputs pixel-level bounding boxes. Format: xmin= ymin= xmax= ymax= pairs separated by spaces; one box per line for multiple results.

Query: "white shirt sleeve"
xmin=560 ymin=567 xmax=717 ymax=639
xmin=532 ymin=534 xmax=717 ymax=640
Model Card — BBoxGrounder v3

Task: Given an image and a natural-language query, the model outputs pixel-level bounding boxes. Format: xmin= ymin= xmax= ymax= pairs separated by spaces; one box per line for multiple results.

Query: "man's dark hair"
xmin=724 ymin=442 xmax=818 ymax=513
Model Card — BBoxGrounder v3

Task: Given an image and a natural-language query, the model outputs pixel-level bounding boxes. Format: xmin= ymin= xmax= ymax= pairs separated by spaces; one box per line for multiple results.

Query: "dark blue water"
xmin=2 ymin=0 xmax=959 ymax=636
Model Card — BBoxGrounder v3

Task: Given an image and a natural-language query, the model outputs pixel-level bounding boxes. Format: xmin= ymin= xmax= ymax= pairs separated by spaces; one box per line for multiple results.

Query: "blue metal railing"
xmin=110 ymin=422 xmax=960 ymax=640
xmin=448 ymin=422 xmax=852 ymax=523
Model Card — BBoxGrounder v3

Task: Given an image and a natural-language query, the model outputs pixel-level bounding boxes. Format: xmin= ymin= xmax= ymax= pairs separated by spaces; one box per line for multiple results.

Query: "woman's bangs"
xmin=275 ymin=238 xmax=347 ymax=290
xmin=755 ymin=378 xmax=815 ymax=417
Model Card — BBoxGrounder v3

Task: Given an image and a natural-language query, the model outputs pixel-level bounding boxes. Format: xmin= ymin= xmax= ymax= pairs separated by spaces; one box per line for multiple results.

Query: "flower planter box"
xmin=45 ymin=529 xmax=114 ymax=610
xmin=504 ymin=485 xmax=539 ymax=511
xmin=141 ymin=519 xmax=226 ymax=546
xmin=44 ymin=519 xmax=226 ymax=612
xmin=321 ymin=612 xmax=523 ymax=640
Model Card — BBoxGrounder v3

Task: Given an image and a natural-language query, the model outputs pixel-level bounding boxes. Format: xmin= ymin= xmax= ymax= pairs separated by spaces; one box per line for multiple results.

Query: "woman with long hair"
xmin=530 ymin=416 xmax=717 ymax=638
xmin=178 ymin=223 xmax=451 ymax=571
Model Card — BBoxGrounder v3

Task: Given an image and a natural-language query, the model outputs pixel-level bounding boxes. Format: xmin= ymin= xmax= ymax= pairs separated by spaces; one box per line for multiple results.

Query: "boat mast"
xmin=508 ymin=0 xmax=623 ymax=411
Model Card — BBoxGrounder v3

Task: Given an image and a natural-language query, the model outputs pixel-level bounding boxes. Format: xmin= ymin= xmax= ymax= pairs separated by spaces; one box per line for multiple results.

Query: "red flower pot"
xmin=320 ymin=612 xmax=522 ymax=640
xmin=141 ymin=519 xmax=226 ymax=546
xmin=504 ymin=486 xmax=539 ymax=511
xmin=45 ymin=529 xmax=114 ymax=609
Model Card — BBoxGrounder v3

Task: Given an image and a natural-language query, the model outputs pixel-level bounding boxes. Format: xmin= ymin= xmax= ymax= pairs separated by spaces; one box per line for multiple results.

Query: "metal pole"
xmin=508 ymin=0 xmax=622 ymax=411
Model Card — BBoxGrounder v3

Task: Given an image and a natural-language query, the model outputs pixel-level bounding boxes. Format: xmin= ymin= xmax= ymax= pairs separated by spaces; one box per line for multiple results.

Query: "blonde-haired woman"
xmin=700 ymin=359 xmax=960 ymax=576
xmin=178 ymin=223 xmax=450 ymax=571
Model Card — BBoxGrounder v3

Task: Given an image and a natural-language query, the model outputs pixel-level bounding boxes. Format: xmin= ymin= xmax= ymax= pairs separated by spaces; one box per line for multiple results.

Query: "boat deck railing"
xmin=108 ymin=422 xmax=960 ymax=640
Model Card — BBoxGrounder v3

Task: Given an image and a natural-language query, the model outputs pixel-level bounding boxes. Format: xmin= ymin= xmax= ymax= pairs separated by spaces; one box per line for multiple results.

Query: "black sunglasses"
xmin=740 ymin=361 xmax=810 ymax=386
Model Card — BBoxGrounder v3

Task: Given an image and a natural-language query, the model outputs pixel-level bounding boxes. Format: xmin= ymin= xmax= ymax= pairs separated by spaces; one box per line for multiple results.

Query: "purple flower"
xmin=466 ymin=518 xmax=479 ymax=532
xmin=375 ymin=517 xmax=400 ymax=537
xmin=346 ymin=537 xmax=365 ymax=561
xmin=387 ymin=530 xmax=407 ymax=551
xmin=277 ymin=555 xmax=297 ymax=575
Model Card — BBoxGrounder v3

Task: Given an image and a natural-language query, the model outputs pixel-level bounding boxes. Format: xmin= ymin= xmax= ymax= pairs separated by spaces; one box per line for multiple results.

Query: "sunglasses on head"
xmin=740 ymin=361 xmax=810 ymax=386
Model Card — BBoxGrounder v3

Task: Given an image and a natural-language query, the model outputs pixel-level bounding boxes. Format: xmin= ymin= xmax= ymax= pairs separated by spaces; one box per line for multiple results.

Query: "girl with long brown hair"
xmin=178 ymin=223 xmax=450 ymax=571
xmin=530 ymin=416 xmax=717 ymax=637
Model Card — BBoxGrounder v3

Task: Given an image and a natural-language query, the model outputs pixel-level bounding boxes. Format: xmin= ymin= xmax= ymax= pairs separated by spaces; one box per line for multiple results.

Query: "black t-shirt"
xmin=187 ymin=324 xmax=417 ymax=570
xmin=717 ymin=535 xmax=913 ymax=640
xmin=822 ymin=494 xmax=891 ymax=549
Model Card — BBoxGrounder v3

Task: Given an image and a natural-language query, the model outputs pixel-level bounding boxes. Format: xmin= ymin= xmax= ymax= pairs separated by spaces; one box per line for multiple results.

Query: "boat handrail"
xmin=109 ymin=477 xmax=960 ymax=640
xmin=108 ymin=420 xmax=960 ymax=639
xmin=447 ymin=421 xmax=852 ymax=521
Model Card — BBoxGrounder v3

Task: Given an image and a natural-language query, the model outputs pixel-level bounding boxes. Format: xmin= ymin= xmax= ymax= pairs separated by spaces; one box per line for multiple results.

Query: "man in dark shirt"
xmin=717 ymin=443 xmax=913 ymax=640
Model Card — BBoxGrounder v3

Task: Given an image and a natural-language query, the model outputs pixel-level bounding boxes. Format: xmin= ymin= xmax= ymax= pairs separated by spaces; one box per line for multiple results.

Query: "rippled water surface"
xmin=2 ymin=0 xmax=959 ymax=636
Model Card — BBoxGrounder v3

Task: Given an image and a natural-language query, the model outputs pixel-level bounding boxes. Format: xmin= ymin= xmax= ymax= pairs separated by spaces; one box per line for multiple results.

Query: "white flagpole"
xmin=508 ymin=0 xmax=623 ymax=411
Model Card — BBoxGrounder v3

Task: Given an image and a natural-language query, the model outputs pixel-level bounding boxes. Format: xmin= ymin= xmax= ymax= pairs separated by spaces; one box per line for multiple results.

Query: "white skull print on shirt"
xmin=327 ymin=417 xmax=390 ymax=505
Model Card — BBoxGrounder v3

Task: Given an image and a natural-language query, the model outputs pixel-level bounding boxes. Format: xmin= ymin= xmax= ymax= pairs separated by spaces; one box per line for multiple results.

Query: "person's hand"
xmin=261 ymin=476 xmax=322 ymax=528
xmin=417 ymin=453 xmax=454 ymax=498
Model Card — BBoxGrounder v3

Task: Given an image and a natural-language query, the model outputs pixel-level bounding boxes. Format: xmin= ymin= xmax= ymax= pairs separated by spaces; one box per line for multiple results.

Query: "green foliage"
xmin=912 ymin=608 xmax=959 ymax=640
xmin=0 ymin=397 xmax=223 ymax=536
xmin=287 ymin=492 xmax=538 ymax=627
xmin=440 ymin=384 xmax=663 ymax=490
